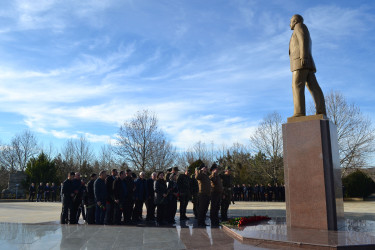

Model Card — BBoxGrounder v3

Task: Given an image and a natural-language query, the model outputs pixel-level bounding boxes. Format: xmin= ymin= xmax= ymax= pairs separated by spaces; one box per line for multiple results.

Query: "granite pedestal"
xmin=283 ymin=115 xmax=344 ymax=230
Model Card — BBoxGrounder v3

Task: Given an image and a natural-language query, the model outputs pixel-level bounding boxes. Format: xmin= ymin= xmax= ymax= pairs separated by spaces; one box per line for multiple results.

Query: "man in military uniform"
xmin=61 ymin=172 xmax=75 ymax=224
xmin=177 ymin=168 xmax=190 ymax=221
xmin=196 ymin=163 xmax=211 ymax=227
xmin=209 ymin=164 xmax=223 ymax=227
xmin=165 ymin=168 xmax=172 ymax=182
xmin=220 ymin=166 xmax=233 ymax=221
xmin=190 ymin=168 xmax=199 ymax=219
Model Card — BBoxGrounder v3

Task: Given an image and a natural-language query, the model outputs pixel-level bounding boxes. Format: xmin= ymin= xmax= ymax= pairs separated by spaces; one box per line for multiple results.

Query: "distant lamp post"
xmin=15 ymin=184 xmax=19 ymax=199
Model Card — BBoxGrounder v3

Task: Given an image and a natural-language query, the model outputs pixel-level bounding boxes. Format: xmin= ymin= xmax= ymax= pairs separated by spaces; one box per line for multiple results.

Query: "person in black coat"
xmin=113 ymin=171 xmax=127 ymax=225
xmin=154 ymin=172 xmax=168 ymax=225
xmin=274 ymin=183 xmax=281 ymax=201
xmin=105 ymin=169 xmax=118 ymax=225
xmin=44 ymin=183 xmax=50 ymax=202
xmin=94 ymin=170 xmax=107 ymax=225
xmin=266 ymin=183 xmax=274 ymax=202
xmin=28 ymin=183 xmax=36 ymax=202
xmin=260 ymin=184 xmax=265 ymax=201
xmin=254 ymin=184 xmax=260 ymax=201
xmin=51 ymin=183 xmax=57 ymax=202
xmin=177 ymin=169 xmax=190 ymax=221
xmin=85 ymin=173 xmax=97 ymax=224
xmin=145 ymin=172 xmax=157 ymax=221
xmin=71 ymin=173 xmax=83 ymax=224
xmin=166 ymin=173 xmax=179 ymax=224
xmin=60 ymin=172 xmax=75 ymax=224
xmin=37 ymin=182 xmax=44 ymax=202
xmin=123 ymin=169 xmax=135 ymax=224
xmin=247 ymin=184 xmax=253 ymax=201
xmin=133 ymin=172 xmax=147 ymax=222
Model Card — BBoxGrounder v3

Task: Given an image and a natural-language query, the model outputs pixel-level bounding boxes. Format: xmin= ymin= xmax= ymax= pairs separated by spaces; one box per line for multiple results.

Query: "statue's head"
xmin=290 ymin=14 xmax=304 ymax=30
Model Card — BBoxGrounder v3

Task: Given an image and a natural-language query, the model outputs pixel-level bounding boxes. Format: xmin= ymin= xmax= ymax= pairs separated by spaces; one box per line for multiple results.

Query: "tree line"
xmin=0 ymin=91 xmax=374 ymax=191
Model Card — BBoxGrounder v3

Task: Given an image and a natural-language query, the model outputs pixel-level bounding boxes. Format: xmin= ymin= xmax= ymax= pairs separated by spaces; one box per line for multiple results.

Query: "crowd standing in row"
xmin=232 ymin=183 xmax=285 ymax=202
xmin=59 ymin=163 xmax=237 ymax=227
xmin=28 ymin=182 xmax=59 ymax=202
xmin=30 ymin=163 xmax=283 ymax=227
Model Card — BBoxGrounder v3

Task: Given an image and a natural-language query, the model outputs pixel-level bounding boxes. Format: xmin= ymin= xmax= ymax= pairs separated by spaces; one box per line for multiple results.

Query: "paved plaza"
xmin=0 ymin=201 xmax=374 ymax=249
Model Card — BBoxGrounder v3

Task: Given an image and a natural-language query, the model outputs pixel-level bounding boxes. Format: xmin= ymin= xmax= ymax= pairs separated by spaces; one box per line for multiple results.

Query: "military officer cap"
xmin=167 ymin=167 xmax=172 ymax=172
xmin=198 ymin=163 xmax=206 ymax=170
xmin=172 ymin=166 xmax=179 ymax=172
xmin=210 ymin=163 xmax=218 ymax=172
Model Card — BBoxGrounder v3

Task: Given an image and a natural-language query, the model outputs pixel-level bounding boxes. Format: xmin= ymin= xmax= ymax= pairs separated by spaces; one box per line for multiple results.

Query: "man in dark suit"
xmin=37 ymin=182 xmax=44 ymax=202
xmin=86 ymin=173 xmax=97 ymax=224
xmin=145 ymin=172 xmax=157 ymax=221
xmin=289 ymin=14 xmax=326 ymax=117
xmin=124 ymin=169 xmax=135 ymax=224
xmin=105 ymin=169 xmax=118 ymax=225
xmin=113 ymin=171 xmax=127 ymax=225
xmin=133 ymin=172 xmax=147 ymax=222
xmin=177 ymin=168 xmax=190 ymax=221
xmin=60 ymin=172 xmax=75 ymax=224
xmin=28 ymin=183 xmax=36 ymax=202
xmin=51 ymin=183 xmax=57 ymax=202
xmin=94 ymin=170 xmax=107 ymax=225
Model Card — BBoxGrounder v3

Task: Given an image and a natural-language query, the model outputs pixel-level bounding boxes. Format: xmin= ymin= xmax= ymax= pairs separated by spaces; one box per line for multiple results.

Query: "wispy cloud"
xmin=0 ymin=0 xmax=374 ymax=161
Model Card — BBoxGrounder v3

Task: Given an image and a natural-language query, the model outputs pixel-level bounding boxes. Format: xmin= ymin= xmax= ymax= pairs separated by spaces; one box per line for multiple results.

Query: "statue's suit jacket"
xmin=289 ymin=23 xmax=316 ymax=73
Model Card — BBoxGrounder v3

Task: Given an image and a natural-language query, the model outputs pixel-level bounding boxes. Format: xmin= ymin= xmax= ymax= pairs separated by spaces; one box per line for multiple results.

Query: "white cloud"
xmin=305 ymin=5 xmax=375 ymax=42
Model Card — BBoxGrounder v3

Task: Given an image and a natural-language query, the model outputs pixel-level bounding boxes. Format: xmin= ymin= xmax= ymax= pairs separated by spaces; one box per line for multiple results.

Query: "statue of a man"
xmin=289 ymin=14 xmax=326 ymax=117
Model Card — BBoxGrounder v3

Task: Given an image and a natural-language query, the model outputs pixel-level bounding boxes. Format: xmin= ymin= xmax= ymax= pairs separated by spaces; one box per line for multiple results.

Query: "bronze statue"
xmin=289 ymin=14 xmax=326 ymax=117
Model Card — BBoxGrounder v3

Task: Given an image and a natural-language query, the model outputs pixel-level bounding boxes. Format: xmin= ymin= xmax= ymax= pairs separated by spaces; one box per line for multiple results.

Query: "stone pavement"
xmin=0 ymin=201 xmax=374 ymax=249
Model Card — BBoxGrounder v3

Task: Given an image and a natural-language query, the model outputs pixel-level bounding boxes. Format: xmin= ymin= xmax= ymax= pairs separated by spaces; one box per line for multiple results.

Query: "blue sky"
xmin=0 ymin=0 xmax=375 ymax=156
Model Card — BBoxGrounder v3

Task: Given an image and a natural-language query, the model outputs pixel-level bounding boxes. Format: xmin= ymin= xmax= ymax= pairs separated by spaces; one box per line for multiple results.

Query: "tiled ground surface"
xmin=0 ymin=201 xmax=374 ymax=249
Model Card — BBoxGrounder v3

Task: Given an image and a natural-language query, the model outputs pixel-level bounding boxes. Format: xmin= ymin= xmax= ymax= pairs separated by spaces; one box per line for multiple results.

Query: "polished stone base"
xmin=283 ymin=118 xmax=344 ymax=230
xmin=223 ymin=219 xmax=375 ymax=249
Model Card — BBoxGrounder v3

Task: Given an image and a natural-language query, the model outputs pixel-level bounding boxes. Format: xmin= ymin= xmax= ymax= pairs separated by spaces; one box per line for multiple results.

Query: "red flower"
xmin=237 ymin=216 xmax=271 ymax=227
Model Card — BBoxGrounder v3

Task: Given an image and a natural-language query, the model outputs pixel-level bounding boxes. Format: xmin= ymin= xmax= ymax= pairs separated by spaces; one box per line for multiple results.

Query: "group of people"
xmin=233 ymin=183 xmax=285 ymax=202
xmin=60 ymin=163 xmax=235 ymax=227
xmin=28 ymin=182 xmax=58 ymax=202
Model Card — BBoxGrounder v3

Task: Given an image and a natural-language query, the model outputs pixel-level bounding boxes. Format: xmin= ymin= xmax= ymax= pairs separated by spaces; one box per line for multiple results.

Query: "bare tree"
xmin=324 ymin=91 xmax=375 ymax=175
xmin=250 ymin=112 xmax=283 ymax=181
xmin=42 ymin=141 xmax=57 ymax=160
xmin=11 ymin=130 xmax=39 ymax=171
xmin=0 ymin=143 xmax=18 ymax=171
xmin=183 ymin=141 xmax=213 ymax=167
xmin=149 ymin=138 xmax=176 ymax=172
xmin=61 ymin=139 xmax=75 ymax=169
xmin=73 ymin=135 xmax=94 ymax=169
xmin=99 ymin=143 xmax=122 ymax=171
xmin=114 ymin=110 xmax=175 ymax=172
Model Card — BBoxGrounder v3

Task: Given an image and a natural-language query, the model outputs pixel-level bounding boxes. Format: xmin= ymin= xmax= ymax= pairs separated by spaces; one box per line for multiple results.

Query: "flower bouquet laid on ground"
xmin=223 ymin=215 xmax=271 ymax=228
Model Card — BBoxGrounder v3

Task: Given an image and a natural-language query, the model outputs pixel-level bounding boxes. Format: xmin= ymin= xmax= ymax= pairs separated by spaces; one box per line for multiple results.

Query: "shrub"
xmin=342 ymin=170 xmax=375 ymax=198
